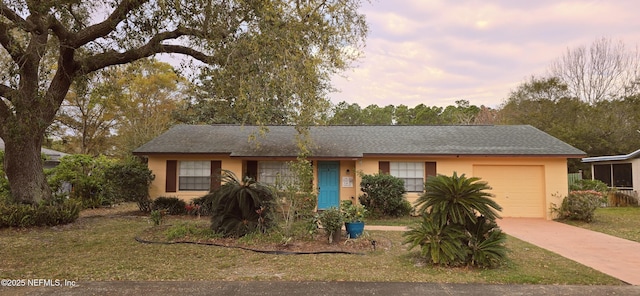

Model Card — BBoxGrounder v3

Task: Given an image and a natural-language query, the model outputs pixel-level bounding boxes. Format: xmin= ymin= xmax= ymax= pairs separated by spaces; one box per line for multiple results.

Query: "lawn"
xmin=562 ymin=207 xmax=640 ymax=242
xmin=0 ymin=203 xmax=623 ymax=285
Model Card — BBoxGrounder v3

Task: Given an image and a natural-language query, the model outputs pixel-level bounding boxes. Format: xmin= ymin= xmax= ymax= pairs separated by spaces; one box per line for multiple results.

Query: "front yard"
xmin=0 ymin=203 xmax=623 ymax=284
xmin=562 ymin=207 xmax=640 ymax=243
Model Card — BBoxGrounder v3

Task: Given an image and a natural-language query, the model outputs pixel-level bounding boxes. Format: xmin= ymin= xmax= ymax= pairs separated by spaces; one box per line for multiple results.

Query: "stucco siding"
xmin=144 ymin=154 xmax=569 ymax=219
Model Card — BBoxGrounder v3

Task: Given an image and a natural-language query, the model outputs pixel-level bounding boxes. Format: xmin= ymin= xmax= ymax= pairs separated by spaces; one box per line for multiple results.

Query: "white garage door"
xmin=473 ymin=165 xmax=545 ymax=218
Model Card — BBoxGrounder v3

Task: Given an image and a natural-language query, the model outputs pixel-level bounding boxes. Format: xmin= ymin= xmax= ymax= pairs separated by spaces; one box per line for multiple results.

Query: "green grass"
xmin=562 ymin=207 xmax=640 ymax=242
xmin=0 ymin=204 xmax=623 ymax=284
xmin=366 ymin=215 xmax=421 ymax=226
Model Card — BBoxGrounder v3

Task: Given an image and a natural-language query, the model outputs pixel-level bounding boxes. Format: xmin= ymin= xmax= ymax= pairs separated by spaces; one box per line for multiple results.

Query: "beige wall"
xmin=145 ymin=154 xmax=570 ymax=219
xmin=147 ymin=154 xmax=242 ymax=202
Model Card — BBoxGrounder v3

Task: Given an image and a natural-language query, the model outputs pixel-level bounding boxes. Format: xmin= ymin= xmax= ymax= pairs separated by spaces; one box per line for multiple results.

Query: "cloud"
xmin=331 ymin=0 xmax=640 ymax=108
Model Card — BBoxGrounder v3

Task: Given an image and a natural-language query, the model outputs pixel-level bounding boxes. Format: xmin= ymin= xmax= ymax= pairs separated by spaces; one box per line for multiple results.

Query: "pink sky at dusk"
xmin=329 ymin=0 xmax=640 ymax=108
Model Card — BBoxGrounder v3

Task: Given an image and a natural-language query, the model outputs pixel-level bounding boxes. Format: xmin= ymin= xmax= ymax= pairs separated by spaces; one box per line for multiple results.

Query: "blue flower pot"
xmin=345 ymin=221 xmax=365 ymax=239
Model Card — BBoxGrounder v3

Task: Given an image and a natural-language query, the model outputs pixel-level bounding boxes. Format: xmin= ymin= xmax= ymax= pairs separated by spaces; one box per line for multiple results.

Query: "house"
xmin=133 ymin=124 xmax=585 ymax=219
xmin=582 ymin=149 xmax=640 ymax=195
xmin=0 ymin=138 xmax=69 ymax=169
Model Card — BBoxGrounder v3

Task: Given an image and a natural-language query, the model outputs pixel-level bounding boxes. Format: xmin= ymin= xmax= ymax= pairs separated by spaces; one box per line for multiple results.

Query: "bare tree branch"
xmin=0 ymin=84 xmax=16 ymax=100
xmin=71 ymin=0 xmax=149 ymax=48
xmin=77 ymin=27 xmax=220 ymax=74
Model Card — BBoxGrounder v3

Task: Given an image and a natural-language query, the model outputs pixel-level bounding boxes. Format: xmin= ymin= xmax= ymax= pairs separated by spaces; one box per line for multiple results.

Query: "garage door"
xmin=473 ymin=165 xmax=545 ymax=218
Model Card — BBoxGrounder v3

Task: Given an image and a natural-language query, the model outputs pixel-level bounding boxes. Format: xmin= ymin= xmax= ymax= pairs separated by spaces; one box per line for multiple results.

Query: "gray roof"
xmin=582 ymin=149 xmax=640 ymax=163
xmin=133 ymin=124 xmax=586 ymax=158
xmin=0 ymin=138 xmax=69 ymax=162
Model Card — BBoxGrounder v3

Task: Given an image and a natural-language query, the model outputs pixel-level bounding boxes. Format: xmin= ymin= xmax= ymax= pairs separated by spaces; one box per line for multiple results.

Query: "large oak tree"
xmin=0 ymin=0 xmax=367 ymax=204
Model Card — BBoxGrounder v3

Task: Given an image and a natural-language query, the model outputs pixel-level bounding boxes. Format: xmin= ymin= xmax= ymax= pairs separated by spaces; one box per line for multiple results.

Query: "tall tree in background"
xmin=53 ymin=69 xmax=121 ymax=155
xmin=549 ymin=37 xmax=640 ymax=104
xmin=111 ymin=59 xmax=185 ymax=157
xmin=0 ymin=0 xmax=368 ymax=204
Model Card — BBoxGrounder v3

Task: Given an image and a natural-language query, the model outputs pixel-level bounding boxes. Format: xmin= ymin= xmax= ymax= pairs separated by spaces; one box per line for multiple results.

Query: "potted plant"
xmin=341 ymin=200 xmax=368 ymax=239
xmin=317 ymin=207 xmax=344 ymax=243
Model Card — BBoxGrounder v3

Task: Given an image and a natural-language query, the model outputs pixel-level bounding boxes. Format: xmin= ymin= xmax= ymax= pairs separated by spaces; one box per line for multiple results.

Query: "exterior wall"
xmin=339 ymin=160 xmax=358 ymax=204
xmin=145 ymin=154 xmax=570 ymax=219
xmin=147 ymin=154 xmax=242 ymax=202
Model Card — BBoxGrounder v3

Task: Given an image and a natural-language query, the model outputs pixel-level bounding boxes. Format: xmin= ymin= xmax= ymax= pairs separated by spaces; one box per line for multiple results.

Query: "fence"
xmin=568 ymin=172 xmax=582 ymax=188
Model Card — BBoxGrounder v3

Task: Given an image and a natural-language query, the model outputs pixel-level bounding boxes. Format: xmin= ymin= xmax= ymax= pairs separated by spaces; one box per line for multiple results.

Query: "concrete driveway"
xmin=498 ymin=218 xmax=640 ymax=285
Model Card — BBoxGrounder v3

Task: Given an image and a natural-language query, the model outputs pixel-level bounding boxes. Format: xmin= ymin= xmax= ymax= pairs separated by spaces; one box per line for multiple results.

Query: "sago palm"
xmin=415 ymin=172 xmax=502 ymax=226
xmin=403 ymin=215 xmax=468 ymax=266
xmin=209 ymin=170 xmax=276 ymax=237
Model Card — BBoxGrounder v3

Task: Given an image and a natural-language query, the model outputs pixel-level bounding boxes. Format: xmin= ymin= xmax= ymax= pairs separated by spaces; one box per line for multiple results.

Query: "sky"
xmin=329 ymin=0 xmax=640 ymax=109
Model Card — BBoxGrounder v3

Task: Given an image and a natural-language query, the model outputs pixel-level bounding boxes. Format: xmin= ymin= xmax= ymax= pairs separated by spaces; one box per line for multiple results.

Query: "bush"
xmin=317 ymin=207 xmax=343 ymax=243
xmin=192 ymin=193 xmax=216 ymax=216
xmin=152 ymin=196 xmax=187 ymax=215
xmin=569 ymin=179 xmax=609 ymax=194
xmin=210 ymin=171 xmax=276 ymax=237
xmin=404 ymin=172 xmax=506 ymax=268
xmin=553 ymin=190 xmax=603 ymax=222
xmin=48 ymin=155 xmax=154 ymax=210
xmin=358 ymin=173 xmax=411 ymax=218
xmin=101 ymin=157 xmax=155 ymax=212
xmin=0 ymin=199 xmax=81 ymax=228
xmin=48 ymin=154 xmax=112 ymax=208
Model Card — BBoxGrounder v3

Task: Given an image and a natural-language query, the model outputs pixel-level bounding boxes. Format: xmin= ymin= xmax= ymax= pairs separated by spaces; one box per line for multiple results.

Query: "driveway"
xmin=498 ymin=218 xmax=640 ymax=285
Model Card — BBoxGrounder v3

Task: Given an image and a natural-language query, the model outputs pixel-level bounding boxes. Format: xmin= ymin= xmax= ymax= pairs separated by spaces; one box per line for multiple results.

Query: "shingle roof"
xmin=133 ymin=124 xmax=586 ymax=158
xmin=0 ymin=138 xmax=69 ymax=162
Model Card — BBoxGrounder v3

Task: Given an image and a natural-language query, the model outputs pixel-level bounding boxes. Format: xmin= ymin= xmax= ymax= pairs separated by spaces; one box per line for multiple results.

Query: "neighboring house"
xmin=582 ymin=149 xmax=640 ymax=194
xmin=0 ymin=138 xmax=69 ymax=169
xmin=133 ymin=124 xmax=585 ymax=220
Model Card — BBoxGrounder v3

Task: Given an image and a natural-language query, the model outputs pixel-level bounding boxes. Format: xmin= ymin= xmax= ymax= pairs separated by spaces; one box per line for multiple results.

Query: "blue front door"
xmin=317 ymin=161 xmax=340 ymax=210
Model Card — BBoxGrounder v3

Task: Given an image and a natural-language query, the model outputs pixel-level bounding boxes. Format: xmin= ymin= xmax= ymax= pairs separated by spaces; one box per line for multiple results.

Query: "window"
xmin=593 ymin=163 xmax=633 ymax=189
xmin=613 ymin=163 xmax=633 ymax=188
xmin=390 ymin=162 xmax=424 ymax=192
xmin=179 ymin=161 xmax=211 ymax=191
xmin=258 ymin=161 xmax=296 ymax=188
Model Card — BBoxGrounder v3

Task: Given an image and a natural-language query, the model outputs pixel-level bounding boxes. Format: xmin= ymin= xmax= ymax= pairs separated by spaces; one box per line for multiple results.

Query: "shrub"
xmin=552 ymin=190 xmax=602 ymax=222
xmin=209 ymin=171 xmax=276 ymax=237
xmin=48 ymin=155 xmax=154 ymax=210
xmin=192 ymin=194 xmax=215 ymax=216
xmin=0 ymin=199 xmax=81 ymax=228
xmin=358 ymin=173 xmax=411 ymax=218
xmin=152 ymin=196 xmax=187 ymax=215
xmin=404 ymin=172 xmax=506 ymax=268
xmin=317 ymin=207 xmax=343 ymax=243
xmin=569 ymin=179 xmax=610 ymax=195
xmin=48 ymin=154 xmax=114 ymax=208
xmin=101 ymin=156 xmax=155 ymax=212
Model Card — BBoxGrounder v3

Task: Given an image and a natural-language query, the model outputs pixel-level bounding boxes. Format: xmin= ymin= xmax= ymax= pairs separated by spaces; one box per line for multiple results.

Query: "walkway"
xmin=498 ymin=218 xmax=640 ymax=285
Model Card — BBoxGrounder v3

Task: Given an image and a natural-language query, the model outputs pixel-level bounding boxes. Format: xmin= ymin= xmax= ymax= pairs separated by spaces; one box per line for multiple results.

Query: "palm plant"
xmin=404 ymin=172 xmax=507 ymax=267
xmin=415 ymin=172 xmax=502 ymax=226
xmin=209 ymin=170 xmax=276 ymax=237
xmin=403 ymin=216 xmax=467 ymax=266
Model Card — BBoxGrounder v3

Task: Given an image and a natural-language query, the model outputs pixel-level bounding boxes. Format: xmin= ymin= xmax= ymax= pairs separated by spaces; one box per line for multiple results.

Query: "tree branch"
xmin=0 ymin=3 xmax=35 ymax=31
xmin=0 ymin=84 xmax=16 ymax=101
xmin=0 ymin=21 xmax=26 ymax=63
xmin=71 ymin=0 xmax=149 ymax=48
xmin=78 ymin=27 xmax=220 ymax=74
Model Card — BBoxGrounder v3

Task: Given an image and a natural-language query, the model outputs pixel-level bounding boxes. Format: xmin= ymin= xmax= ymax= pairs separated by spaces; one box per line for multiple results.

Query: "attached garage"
xmin=473 ymin=165 xmax=545 ymax=218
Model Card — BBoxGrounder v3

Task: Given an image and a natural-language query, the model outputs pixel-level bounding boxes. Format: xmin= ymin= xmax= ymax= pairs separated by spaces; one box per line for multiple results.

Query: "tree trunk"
xmin=2 ymin=132 xmax=52 ymax=205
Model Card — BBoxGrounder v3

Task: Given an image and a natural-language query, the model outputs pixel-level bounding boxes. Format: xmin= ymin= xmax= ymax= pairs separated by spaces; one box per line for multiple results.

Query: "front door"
xmin=317 ymin=161 xmax=340 ymax=210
